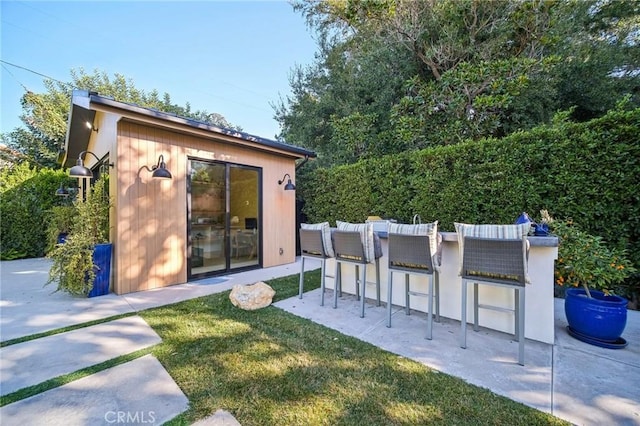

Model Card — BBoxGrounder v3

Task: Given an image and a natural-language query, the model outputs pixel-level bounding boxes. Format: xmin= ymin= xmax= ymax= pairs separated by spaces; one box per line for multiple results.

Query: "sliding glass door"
xmin=188 ymin=159 xmax=260 ymax=278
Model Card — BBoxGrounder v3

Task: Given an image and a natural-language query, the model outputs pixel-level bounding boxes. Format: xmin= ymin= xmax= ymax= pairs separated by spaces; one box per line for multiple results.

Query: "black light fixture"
xmin=278 ymin=173 xmax=296 ymax=191
xmin=150 ymin=154 xmax=172 ymax=180
xmin=55 ymin=183 xmax=69 ymax=197
xmin=69 ymin=151 xmax=101 ymax=178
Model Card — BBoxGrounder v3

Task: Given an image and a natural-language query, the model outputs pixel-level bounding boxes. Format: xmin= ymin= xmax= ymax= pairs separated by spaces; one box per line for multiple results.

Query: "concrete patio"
xmin=1 ymin=257 xmax=639 ymax=425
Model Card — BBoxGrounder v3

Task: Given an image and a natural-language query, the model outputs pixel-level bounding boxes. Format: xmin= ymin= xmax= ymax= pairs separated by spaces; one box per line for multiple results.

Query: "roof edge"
xmin=69 ymin=90 xmax=316 ymax=159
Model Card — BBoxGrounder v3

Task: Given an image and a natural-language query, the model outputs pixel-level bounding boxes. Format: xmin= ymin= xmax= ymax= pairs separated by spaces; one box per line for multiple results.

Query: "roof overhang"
xmin=62 ymin=90 xmax=315 ymax=167
xmin=62 ymin=97 xmax=96 ymax=168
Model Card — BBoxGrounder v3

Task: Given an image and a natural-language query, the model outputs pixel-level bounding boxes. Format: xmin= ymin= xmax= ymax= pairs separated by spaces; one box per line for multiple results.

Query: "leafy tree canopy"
xmin=277 ymin=0 xmax=639 ymax=167
xmin=1 ymin=68 xmax=242 ymax=168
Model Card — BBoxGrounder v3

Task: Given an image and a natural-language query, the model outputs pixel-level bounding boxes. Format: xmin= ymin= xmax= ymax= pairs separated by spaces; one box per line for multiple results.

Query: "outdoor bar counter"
xmin=322 ymin=232 xmax=559 ymax=344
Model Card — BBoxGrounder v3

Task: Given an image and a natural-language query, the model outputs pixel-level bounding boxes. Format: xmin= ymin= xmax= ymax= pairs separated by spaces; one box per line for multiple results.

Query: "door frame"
xmin=186 ymin=157 xmax=262 ymax=279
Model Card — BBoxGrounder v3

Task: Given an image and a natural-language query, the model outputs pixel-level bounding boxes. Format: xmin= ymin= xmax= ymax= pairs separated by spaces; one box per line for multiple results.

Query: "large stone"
xmin=229 ymin=281 xmax=276 ymax=311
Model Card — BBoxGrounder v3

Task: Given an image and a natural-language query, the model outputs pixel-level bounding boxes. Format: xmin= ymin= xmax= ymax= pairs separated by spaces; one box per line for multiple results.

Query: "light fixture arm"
xmin=78 ymin=150 xmax=101 ymax=164
xmin=278 ymin=173 xmax=292 ymax=185
xmin=153 ymin=154 xmax=166 ymax=171
xmin=149 ymin=154 xmax=172 ymax=180
xmin=278 ymin=173 xmax=296 ymax=191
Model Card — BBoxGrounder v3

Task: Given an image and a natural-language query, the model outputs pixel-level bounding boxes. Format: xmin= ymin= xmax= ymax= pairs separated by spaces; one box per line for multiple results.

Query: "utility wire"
xmin=0 ymin=59 xmax=69 ymax=87
xmin=1 ymin=62 xmax=30 ymax=92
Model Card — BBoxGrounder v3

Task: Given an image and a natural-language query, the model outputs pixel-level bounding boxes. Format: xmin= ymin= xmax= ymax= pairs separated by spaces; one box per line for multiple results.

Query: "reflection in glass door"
xmin=188 ymin=159 xmax=260 ymax=278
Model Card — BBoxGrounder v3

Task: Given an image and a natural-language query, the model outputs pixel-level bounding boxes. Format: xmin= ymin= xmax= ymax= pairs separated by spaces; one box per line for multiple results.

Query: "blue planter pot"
xmin=88 ymin=243 xmax=112 ymax=298
xmin=564 ymin=287 xmax=628 ymax=342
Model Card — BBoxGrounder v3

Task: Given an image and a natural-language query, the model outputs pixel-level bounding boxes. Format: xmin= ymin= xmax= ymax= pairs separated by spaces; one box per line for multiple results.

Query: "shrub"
xmin=549 ymin=214 xmax=636 ymax=297
xmin=0 ymin=163 xmax=70 ymax=259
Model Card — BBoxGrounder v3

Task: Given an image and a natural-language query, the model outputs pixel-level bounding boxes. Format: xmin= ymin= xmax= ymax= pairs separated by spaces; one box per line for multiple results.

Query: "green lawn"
xmin=141 ymin=270 xmax=567 ymax=426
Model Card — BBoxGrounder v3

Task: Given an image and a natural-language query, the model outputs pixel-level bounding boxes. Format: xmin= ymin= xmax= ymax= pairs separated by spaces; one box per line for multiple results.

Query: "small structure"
xmin=61 ymin=90 xmax=315 ymax=294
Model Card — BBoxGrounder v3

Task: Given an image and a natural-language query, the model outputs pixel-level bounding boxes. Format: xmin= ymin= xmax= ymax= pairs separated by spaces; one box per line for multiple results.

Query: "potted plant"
xmin=546 ymin=210 xmax=636 ymax=347
xmin=45 ymin=205 xmax=78 ymax=252
xmin=47 ymin=175 xmax=112 ymax=297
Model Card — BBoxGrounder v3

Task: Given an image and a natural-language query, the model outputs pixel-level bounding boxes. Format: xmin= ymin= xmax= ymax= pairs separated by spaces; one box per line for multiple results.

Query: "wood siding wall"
xmin=114 ymin=120 xmax=297 ymax=294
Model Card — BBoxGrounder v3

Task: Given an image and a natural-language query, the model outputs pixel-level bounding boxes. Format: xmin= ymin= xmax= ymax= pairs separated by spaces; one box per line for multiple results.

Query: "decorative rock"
xmin=229 ymin=281 xmax=276 ymax=311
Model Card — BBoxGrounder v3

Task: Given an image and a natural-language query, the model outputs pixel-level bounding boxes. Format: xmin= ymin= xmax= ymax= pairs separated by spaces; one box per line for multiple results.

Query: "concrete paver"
xmin=0 ymin=354 xmax=188 ymax=426
xmin=1 ymin=316 xmax=161 ymax=395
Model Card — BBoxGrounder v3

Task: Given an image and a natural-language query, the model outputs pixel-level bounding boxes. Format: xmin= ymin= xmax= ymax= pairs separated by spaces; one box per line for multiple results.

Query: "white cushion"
xmin=454 ymin=222 xmax=531 ymax=283
xmin=336 ymin=221 xmax=375 ymax=263
xmin=388 ymin=222 xmax=441 ymax=270
xmin=300 ymin=222 xmax=334 ymax=258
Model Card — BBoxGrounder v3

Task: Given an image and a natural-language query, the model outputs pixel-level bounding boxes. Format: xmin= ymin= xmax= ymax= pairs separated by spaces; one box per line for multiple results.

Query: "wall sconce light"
xmin=278 ymin=173 xmax=296 ymax=190
xmin=55 ymin=183 xmax=69 ymax=197
xmin=146 ymin=154 xmax=172 ymax=180
xmin=85 ymin=121 xmax=98 ymax=132
xmin=69 ymin=151 xmax=101 ymax=178
xmin=55 ymin=183 xmax=77 ymax=197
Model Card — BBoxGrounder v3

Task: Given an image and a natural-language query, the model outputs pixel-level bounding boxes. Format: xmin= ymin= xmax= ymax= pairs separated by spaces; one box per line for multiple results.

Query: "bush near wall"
xmin=0 ymin=163 xmax=69 ymax=260
xmin=299 ymin=106 xmax=640 ymax=270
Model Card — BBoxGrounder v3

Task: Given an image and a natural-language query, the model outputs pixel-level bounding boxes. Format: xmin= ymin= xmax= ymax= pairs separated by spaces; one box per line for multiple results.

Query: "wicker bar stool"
xmin=386 ymin=233 xmax=440 ymax=340
xmin=460 ymin=236 xmax=528 ymax=366
xmin=332 ymin=230 xmax=381 ymax=318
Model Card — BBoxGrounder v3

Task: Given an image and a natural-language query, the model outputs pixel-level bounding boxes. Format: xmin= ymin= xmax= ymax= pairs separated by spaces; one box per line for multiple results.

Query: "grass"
xmin=140 ymin=270 xmax=567 ymax=426
xmin=0 ymin=313 xmax=136 ymax=348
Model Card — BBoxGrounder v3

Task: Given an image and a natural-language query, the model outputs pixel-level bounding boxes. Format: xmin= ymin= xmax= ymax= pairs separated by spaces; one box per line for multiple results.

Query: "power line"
xmin=0 ymin=59 xmax=69 ymax=87
xmin=1 ymin=63 xmax=29 ymax=92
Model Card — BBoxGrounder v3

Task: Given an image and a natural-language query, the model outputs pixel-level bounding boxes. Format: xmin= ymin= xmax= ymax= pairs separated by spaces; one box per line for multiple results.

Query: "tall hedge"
xmin=299 ymin=106 xmax=640 ymax=267
xmin=0 ymin=163 xmax=69 ymax=259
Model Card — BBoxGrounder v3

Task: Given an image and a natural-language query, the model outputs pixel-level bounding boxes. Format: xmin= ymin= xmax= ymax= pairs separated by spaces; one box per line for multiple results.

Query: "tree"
xmin=552 ymin=0 xmax=640 ymax=121
xmin=2 ymin=69 xmax=242 ymax=168
xmin=279 ymin=0 xmax=639 ymax=166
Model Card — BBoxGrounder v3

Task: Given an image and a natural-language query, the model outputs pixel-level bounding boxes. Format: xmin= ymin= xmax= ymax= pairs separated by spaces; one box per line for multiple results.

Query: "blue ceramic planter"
xmin=88 ymin=243 xmax=112 ymax=298
xmin=565 ymin=287 xmax=628 ymax=341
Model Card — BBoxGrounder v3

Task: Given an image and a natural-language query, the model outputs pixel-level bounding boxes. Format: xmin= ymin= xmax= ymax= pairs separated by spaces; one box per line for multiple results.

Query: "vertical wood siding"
xmin=114 ymin=121 xmax=296 ymax=294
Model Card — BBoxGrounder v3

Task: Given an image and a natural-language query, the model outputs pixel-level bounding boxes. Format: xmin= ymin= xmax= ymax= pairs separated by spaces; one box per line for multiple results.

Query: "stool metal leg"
xmin=461 ymin=280 xmax=468 ymax=349
xmin=426 ymin=275 xmax=433 ymax=340
xmin=333 ymin=261 xmax=340 ymax=309
xmin=375 ymin=259 xmax=381 ymax=306
xmin=514 ymin=290 xmax=520 ymax=340
xmin=518 ymin=288 xmax=525 ymax=366
xmin=473 ymin=283 xmax=480 ymax=332
xmin=337 ymin=262 xmax=342 ymax=297
xmin=434 ymin=272 xmax=441 ymax=323
xmin=355 ymin=265 xmax=360 ymax=300
xmin=320 ymin=259 xmax=326 ymax=306
xmin=298 ymin=257 xmax=305 ymax=299
xmin=405 ymin=274 xmax=411 ymax=315
xmin=386 ymin=270 xmax=393 ymax=327
xmin=360 ymin=265 xmax=367 ymax=318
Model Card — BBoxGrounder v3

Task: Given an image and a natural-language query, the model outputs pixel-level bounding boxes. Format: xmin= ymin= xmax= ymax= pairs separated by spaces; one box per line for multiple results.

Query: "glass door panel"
xmin=189 ymin=161 xmax=226 ymax=275
xmin=229 ymin=167 xmax=260 ymax=269
xmin=188 ymin=159 xmax=261 ymax=278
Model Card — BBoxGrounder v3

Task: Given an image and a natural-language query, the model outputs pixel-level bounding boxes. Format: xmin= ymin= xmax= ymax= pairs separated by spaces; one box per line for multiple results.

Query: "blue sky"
xmin=1 ymin=0 xmax=318 ymax=140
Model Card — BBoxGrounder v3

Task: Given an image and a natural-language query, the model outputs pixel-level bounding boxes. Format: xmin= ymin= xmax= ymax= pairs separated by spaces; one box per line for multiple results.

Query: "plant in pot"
xmin=546 ymin=210 xmax=636 ymax=348
xmin=45 ymin=205 xmax=78 ymax=253
xmin=47 ymin=175 xmax=112 ymax=297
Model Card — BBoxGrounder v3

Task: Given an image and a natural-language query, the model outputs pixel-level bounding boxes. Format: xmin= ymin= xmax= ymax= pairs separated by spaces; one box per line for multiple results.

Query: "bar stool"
xmin=298 ymin=228 xmax=332 ymax=305
xmin=386 ymin=233 xmax=439 ymax=340
xmin=332 ymin=230 xmax=381 ymax=318
xmin=460 ymin=236 xmax=528 ymax=365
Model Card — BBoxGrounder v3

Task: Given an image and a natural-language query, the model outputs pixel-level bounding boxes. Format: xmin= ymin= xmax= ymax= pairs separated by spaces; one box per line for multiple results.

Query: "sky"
xmin=0 ymin=0 xmax=318 ymax=140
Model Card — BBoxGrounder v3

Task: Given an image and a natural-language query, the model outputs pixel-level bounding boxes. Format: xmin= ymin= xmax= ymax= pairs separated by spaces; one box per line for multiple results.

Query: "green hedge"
xmin=299 ymin=106 xmax=640 ymax=267
xmin=0 ymin=163 xmax=70 ymax=259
